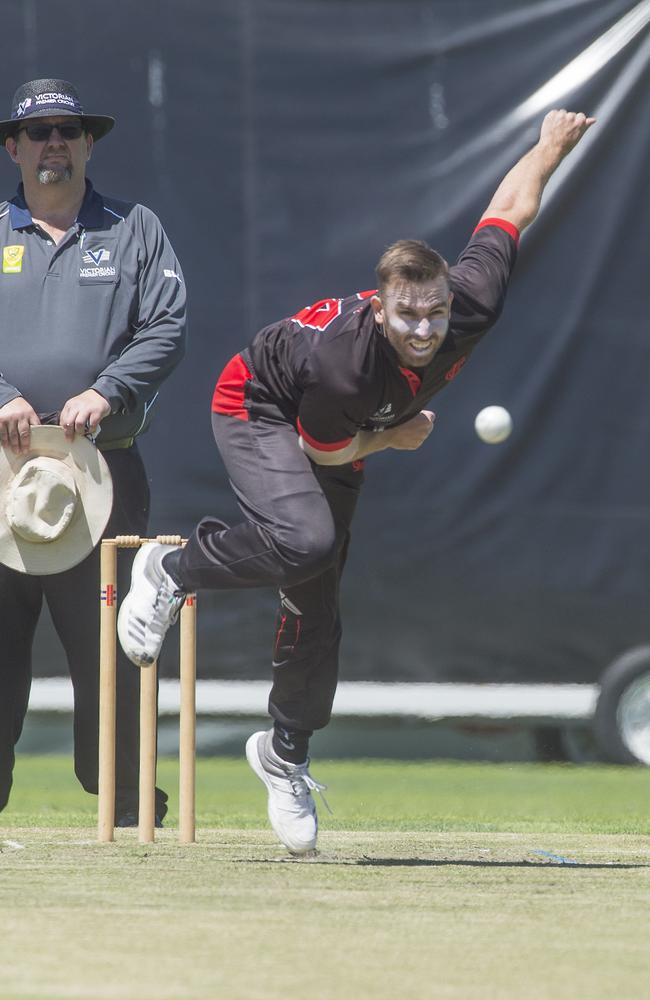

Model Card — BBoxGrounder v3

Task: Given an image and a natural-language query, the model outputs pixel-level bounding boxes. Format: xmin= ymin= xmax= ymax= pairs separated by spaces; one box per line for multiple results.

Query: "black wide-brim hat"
xmin=0 ymin=78 xmax=115 ymax=145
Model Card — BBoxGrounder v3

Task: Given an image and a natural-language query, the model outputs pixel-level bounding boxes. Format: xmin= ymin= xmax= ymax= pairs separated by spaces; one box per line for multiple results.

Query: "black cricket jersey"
xmin=212 ymin=219 xmax=518 ymax=457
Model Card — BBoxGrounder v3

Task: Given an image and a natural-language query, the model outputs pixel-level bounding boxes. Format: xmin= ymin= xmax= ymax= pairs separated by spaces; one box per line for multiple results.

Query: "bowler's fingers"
xmin=544 ymin=109 xmax=596 ymax=142
xmin=571 ymin=111 xmax=596 ymax=132
xmin=401 ymin=410 xmax=435 ymax=449
xmin=421 ymin=410 xmax=436 ymax=436
xmin=542 ymin=108 xmax=593 ymax=128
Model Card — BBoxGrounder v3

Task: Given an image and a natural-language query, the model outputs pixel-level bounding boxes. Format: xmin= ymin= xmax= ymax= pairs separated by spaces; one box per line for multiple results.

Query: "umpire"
xmin=0 ymin=79 xmax=187 ymax=824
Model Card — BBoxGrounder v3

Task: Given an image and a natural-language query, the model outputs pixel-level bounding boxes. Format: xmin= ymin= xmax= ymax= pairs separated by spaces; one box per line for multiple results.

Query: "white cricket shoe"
xmin=246 ymin=730 xmax=328 ymax=855
xmin=117 ymin=543 xmax=186 ymax=668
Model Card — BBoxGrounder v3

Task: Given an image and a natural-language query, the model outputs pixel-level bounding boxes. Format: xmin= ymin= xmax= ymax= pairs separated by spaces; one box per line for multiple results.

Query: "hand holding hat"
xmin=0 ymin=426 xmax=113 ymax=574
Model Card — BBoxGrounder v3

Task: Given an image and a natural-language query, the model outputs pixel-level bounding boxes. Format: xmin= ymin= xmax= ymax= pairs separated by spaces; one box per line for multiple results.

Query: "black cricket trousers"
xmin=171 ymin=411 xmax=364 ymax=731
xmin=0 ymin=446 xmax=167 ymax=818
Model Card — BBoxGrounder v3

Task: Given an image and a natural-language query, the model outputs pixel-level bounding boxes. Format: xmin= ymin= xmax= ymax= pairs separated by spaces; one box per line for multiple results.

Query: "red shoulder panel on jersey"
xmin=212 ymin=353 xmax=252 ymax=420
xmin=473 ymin=217 xmax=520 ymax=246
xmin=297 ymin=418 xmax=354 ymax=453
xmin=356 ymin=289 xmax=376 ymax=300
xmin=291 ymin=298 xmax=342 ymax=331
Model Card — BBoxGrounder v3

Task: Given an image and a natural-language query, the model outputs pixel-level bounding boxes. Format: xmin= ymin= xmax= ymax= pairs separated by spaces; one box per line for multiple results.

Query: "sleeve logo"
xmin=2 ymin=245 xmax=25 ymax=273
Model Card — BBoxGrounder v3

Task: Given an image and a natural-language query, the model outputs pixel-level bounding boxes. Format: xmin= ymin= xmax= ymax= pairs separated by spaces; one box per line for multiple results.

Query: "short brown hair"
xmin=375 ymin=239 xmax=448 ymax=293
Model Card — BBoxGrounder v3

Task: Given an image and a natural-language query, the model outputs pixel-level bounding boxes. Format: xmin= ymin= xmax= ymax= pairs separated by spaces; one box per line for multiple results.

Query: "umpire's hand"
xmin=59 ymin=389 xmax=111 ymax=442
xmin=0 ymin=397 xmax=41 ymax=454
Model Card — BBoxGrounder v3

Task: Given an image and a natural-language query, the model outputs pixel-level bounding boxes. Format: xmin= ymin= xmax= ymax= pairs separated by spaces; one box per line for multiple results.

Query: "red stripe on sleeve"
xmin=297 ymin=418 xmax=354 ymax=453
xmin=473 ymin=217 xmax=520 ymax=246
xmin=211 ymin=354 xmax=253 ymax=420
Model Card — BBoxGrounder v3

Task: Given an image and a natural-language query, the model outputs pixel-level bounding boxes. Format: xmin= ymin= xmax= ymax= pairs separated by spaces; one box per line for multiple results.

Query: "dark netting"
xmin=1 ymin=0 xmax=647 ymax=684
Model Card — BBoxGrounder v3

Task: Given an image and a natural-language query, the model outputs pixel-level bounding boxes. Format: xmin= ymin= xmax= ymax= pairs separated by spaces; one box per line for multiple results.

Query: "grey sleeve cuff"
xmin=91 ymin=376 xmax=130 ymax=414
xmin=0 ymin=378 xmax=23 ymax=410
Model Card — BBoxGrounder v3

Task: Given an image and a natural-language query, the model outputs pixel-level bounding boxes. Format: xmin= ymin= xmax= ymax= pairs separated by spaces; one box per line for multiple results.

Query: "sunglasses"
xmin=18 ymin=122 xmax=85 ymax=142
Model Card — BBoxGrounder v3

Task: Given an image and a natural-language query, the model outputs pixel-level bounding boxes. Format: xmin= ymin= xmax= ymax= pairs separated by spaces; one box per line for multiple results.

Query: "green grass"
xmin=1 ymin=755 xmax=649 ymax=1000
xmin=2 ymin=754 xmax=649 ymax=834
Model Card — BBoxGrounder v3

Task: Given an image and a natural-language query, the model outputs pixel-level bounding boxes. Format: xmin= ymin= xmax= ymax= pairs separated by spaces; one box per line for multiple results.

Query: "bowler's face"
xmin=5 ymin=116 xmax=92 ymax=185
xmin=372 ymin=277 xmax=452 ymax=368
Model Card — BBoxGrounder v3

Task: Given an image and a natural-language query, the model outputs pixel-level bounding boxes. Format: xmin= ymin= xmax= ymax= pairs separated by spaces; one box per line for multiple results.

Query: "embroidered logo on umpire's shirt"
xmin=82 ymin=247 xmax=111 ymax=265
xmin=79 ymin=240 xmax=118 ymax=282
xmin=3 ymin=245 xmax=25 ymax=273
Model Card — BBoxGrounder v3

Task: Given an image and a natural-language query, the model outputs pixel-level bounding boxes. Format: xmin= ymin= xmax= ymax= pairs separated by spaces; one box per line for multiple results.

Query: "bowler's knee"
xmin=276 ymin=518 xmax=338 ymax=583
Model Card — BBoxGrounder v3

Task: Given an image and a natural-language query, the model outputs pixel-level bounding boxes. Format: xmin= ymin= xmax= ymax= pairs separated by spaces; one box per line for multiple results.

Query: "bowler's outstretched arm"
xmin=479 ymin=109 xmax=595 ymax=233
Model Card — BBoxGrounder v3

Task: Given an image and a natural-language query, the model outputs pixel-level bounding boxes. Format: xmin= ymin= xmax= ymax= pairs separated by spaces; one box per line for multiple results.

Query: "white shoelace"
xmin=289 ymin=765 xmax=332 ymax=814
xmin=150 ymin=580 xmax=185 ymax=635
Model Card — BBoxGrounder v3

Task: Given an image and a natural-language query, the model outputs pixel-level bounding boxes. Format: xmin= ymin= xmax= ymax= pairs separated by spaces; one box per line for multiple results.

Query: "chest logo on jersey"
xmin=2 ymin=245 xmax=25 ymax=274
xmin=369 ymin=402 xmax=394 ymax=425
xmin=82 ymin=247 xmax=111 ymax=266
xmin=79 ymin=240 xmax=118 ymax=282
xmin=80 ymin=246 xmax=116 ymax=278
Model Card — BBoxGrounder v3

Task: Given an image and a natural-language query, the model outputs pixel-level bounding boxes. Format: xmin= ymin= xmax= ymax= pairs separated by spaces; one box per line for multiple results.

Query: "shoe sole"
xmin=245 ymin=733 xmax=317 ymax=855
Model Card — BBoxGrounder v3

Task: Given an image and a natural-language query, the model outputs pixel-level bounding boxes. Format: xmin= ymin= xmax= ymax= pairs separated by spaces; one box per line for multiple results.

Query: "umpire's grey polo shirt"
xmin=0 ymin=180 xmax=186 ymax=446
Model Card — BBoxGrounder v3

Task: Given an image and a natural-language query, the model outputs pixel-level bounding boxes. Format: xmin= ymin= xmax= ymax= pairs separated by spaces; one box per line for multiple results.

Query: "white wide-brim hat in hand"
xmin=0 ymin=426 xmax=113 ymax=575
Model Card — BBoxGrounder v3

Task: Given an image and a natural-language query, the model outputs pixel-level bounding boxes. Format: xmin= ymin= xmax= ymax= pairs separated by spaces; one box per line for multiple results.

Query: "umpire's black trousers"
xmin=172 ymin=411 xmax=364 ymax=731
xmin=0 ymin=446 xmax=167 ymax=818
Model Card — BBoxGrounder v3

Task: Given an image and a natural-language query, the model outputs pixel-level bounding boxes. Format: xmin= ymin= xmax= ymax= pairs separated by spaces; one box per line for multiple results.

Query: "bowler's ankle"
xmin=162 ymin=549 xmax=185 ymax=589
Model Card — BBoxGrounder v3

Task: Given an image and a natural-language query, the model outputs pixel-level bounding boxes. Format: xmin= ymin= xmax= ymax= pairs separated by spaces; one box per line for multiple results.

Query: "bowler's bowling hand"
xmin=385 ymin=410 xmax=436 ymax=451
xmin=539 ymin=109 xmax=596 ymax=159
xmin=0 ymin=397 xmax=41 ymax=455
xmin=60 ymin=389 xmax=111 ymax=441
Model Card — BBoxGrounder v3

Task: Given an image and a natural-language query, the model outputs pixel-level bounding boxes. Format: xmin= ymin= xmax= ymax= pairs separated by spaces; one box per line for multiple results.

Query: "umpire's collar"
xmin=9 ymin=179 xmax=106 ymax=231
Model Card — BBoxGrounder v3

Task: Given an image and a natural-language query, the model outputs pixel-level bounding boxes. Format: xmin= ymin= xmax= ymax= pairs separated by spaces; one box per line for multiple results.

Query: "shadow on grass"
xmin=355 ymin=857 xmax=648 ymax=869
xmin=237 ymin=856 xmax=648 ymax=869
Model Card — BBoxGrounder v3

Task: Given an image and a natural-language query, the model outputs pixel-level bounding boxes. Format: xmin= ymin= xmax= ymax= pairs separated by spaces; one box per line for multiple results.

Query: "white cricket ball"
xmin=474 ymin=405 xmax=513 ymax=444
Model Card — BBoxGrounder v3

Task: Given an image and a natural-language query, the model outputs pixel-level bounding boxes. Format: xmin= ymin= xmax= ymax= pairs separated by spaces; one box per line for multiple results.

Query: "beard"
xmin=37 ymin=163 xmax=73 ymax=185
